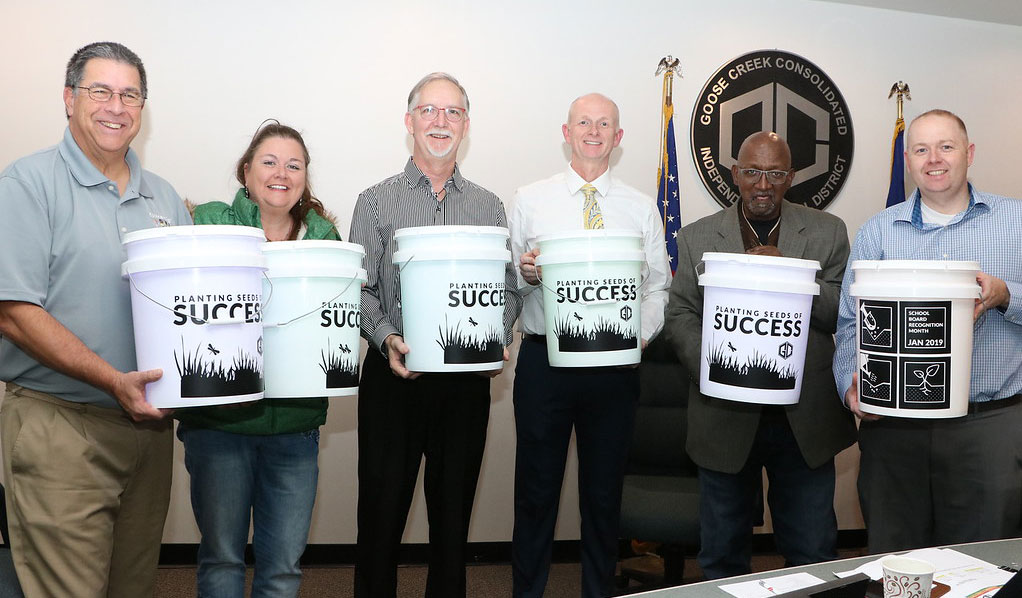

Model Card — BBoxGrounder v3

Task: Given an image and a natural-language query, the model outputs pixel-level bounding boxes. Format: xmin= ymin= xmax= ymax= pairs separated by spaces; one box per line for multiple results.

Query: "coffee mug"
xmin=881 ymin=556 xmax=936 ymax=598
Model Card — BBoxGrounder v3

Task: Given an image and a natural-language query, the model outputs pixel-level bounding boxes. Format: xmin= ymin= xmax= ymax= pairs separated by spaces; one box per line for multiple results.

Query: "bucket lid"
xmin=535 ymin=249 xmax=645 ymax=266
xmin=265 ymin=265 xmax=368 ymax=280
xmin=122 ymin=224 xmax=264 ymax=245
xmin=698 ymin=273 xmax=821 ymax=296
xmin=261 ymin=240 xmax=366 ymax=256
xmin=392 ymin=248 xmax=511 ymax=264
xmin=394 ymin=225 xmax=509 ymax=239
xmin=851 ymin=259 xmax=981 ymax=273
xmin=122 ymin=254 xmax=267 ymax=276
xmin=701 ymin=251 xmax=822 ymax=271
xmin=535 ymin=229 xmax=642 ymax=244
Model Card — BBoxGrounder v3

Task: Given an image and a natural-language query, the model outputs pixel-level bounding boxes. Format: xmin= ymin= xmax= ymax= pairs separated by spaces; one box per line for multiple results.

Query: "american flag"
xmin=658 ymin=101 xmax=682 ymax=274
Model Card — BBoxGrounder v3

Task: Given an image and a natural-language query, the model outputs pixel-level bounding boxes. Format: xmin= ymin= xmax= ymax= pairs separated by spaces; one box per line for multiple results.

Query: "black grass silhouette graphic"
xmin=319 ymin=337 xmax=359 ymax=388
xmin=706 ymin=341 xmax=797 ymax=390
xmin=436 ymin=316 xmax=503 ymax=363
xmin=554 ymin=314 xmax=637 ymax=352
xmin=175 ymin=338 xmax=263 ymax=397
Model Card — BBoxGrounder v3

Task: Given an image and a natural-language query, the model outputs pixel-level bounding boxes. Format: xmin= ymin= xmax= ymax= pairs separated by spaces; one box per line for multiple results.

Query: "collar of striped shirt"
xmin=403 ymin=157 xmax=466 ymax=193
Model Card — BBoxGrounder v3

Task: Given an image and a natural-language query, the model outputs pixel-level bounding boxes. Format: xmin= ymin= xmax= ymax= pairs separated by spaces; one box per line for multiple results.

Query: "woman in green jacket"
xmin=178 ymin=121 xmax=340 ymax=598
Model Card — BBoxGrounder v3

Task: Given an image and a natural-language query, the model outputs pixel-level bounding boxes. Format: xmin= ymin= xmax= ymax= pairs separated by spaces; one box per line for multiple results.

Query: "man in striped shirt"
xmin=834 ymin=109 xmax=1022 ymax=553
xmin=347 ymin=72 xmax=521 ymax=598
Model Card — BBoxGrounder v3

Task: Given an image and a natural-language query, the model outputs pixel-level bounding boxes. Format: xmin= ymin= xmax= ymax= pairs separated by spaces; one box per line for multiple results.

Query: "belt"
xmin=968 ymin=394 xmax=1021 ymax=414
xmin=523 ymin=333 xmax=546 ymax=345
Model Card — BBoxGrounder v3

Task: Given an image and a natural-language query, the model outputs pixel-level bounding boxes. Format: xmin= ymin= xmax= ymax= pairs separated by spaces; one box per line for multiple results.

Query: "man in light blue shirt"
xmin=833 ymin=109 xmax=1022 ymax=553
xmin=0 ymin=42 xmax=189 ymax=597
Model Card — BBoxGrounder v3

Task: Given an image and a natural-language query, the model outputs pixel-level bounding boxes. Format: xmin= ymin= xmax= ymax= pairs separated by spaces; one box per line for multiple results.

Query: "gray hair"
xmin=407 ymin=72 xmax=469 ymax=113
xmin=65 ymin=42 xmax=147 ymax=98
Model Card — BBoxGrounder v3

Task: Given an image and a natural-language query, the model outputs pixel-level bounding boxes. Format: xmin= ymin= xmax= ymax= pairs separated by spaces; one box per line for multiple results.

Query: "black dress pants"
xmin=511 ymin=338 xmax=639 ymax=598
xmin=354 ymin=349 xmax=491 ymax=598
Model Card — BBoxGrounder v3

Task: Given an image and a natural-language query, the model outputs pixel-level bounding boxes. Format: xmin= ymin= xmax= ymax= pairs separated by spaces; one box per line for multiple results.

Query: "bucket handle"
xmin=397 ymin=252 xmax=416 ymax=273
xmin=976 ymin=286 xmax=992 ymax=328
xmin=263 ymin=275 xmax=361 ymax=329
xmin=126 ymin=270 xmax=272 ymax=326
xmin=536 ymin=268 xmax=649 ymax=307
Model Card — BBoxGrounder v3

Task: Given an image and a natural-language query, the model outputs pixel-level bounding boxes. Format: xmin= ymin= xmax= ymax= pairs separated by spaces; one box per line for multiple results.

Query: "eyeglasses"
xmin=736 ymin=168 xmax=791 ymax=184
xmin=76 ymin=86 xmax=145 ymax=107
xmin=412 ymin=104 xmax=466 ymax=122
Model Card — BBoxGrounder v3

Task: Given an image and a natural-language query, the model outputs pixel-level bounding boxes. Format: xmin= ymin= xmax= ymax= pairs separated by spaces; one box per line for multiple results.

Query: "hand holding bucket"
xmin=844 ymin=373 xmax=881 ymax=422
xmin=519 ymin=248 xmax=542 ymax=286
xmin=974 ymin=272 xmax=1010 ymax=320
xmin=112 ymin=368 xmax=172 ymax=421
xmin=385 ymin=334 xmax=421 ymax=380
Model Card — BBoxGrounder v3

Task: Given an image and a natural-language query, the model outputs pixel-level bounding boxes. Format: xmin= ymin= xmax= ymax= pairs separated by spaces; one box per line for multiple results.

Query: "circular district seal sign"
xmin=690 ymin=50 xmax=853 ymax=210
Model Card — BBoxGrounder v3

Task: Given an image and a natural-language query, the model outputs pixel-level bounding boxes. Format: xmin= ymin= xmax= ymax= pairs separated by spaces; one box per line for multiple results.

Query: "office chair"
xmin=617 ymin=334 xmax=700 ymax=590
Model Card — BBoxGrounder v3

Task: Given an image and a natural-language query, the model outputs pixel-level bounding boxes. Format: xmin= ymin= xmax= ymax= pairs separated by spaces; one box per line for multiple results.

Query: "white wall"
xmin=1 ymin=0 xmax=1020 ymax=544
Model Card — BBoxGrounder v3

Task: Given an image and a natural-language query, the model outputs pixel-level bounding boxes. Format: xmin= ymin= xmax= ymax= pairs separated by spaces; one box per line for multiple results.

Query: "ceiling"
xmin=815 ymin=0 xmax=1022 ymax=27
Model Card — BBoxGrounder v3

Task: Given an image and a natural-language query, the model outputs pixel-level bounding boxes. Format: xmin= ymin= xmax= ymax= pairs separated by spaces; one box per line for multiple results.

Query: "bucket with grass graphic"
xmin=261 ymin=241 xmax=367 ymax=398
xmin=851 ymin=260 xmax=979 ymax=418
xmin=535 ymin=230 xmax=644 ymax=367
xmin=697 ymin=252 xmax=821 ymax=405
xmin=122 ymin=225 xmax=267 ymax=408
xmin=392 ymin=226 xmax=511 ymax=372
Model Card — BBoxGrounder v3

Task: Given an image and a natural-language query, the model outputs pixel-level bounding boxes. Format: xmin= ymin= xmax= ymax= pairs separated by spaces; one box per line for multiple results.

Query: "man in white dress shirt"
xmin=509 ymin=93 xmax=671 ymax=598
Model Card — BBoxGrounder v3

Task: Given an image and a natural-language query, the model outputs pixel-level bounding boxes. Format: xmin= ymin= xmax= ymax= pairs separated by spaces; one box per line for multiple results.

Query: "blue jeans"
xmin=697 ymin=411 xmax=837 ymax=580
xmin=178 ymin=425 xmax=320 ymax=598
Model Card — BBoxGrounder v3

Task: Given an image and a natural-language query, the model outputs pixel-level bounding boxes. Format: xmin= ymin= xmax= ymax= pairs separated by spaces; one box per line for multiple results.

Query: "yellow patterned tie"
xmin=582 ymin=184 xmax=604 ymax=230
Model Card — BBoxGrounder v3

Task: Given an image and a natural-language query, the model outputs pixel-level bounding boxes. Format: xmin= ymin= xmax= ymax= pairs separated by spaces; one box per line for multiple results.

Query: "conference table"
xmin=631 ymin=537 xmax=1022 ymax=597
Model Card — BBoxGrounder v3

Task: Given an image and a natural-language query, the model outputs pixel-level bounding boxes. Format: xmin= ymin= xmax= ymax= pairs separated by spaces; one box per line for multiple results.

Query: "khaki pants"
xmin=1 ymin=384 xmax=172 ymax=598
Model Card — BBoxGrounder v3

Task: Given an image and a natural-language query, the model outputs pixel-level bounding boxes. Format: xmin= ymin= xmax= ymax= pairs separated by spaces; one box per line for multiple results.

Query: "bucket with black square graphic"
xmin=851 ymin=260 xmax=980 ymax=418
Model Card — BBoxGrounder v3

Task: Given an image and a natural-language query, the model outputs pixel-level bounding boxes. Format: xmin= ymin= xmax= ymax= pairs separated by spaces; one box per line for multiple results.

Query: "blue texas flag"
xmin=886 ymin=116 xmax=906 ymax=207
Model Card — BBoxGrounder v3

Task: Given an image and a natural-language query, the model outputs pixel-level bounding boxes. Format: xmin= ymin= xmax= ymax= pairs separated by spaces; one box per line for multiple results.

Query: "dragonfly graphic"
xmin=468 ymin=317 xmax=478 ymax=327
xmin=207 ymin=343 xmax=220 ymax=356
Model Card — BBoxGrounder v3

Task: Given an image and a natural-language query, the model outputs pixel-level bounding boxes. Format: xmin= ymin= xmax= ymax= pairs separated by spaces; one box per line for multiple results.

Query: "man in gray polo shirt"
xmin=0 ymin=42 xmax=190 ymax=597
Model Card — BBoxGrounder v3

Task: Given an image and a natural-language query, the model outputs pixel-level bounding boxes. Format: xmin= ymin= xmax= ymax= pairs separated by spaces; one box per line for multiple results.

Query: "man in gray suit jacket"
xmin=664 ymin=132 xmax=856 ymax=579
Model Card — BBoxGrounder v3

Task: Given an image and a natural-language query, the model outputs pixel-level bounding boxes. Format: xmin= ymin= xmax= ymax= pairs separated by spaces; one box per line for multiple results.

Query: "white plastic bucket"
xmin=697 ymin=252 xmax=821 ymax=405
xmin=851 ymin=260 xmax=980 ymax=418
xmin=535 ymin=230 xmax=644 ymax=367
xmin=122 ymin=225 xmax=267 ymax=408
xmin=392 ymin=226 xmax=511 ymax=372
xmin=261 ymin=241 xmax=367 ymax=398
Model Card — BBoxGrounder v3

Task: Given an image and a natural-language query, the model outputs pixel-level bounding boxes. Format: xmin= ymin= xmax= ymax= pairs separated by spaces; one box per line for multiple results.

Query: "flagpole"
xmin=655 ymin=56 xmax=682 ymax=273
xmin=890 ymin=80 xmax=910 ymax=121
xmin=656 ymin=56 xmax=680 ymax=200
xmin=886 ymin=81 xmax=911 ymax=207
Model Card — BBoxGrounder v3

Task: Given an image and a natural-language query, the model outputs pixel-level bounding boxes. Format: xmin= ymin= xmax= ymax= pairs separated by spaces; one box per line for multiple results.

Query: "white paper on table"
xmin=833 ymin=548 xmax=1014 ymax=598
xmin=834 ymin=548 xmax=985 ymax=579
xmin=931 ymin=562 xmax=1013 ymax=598
xmin=719 ymin=572 xmax=826 ymax=598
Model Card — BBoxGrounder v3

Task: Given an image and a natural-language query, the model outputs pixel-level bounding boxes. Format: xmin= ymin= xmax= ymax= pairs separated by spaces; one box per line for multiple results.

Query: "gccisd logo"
xmin=690 ymin=50 xmax=854 ymax=210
